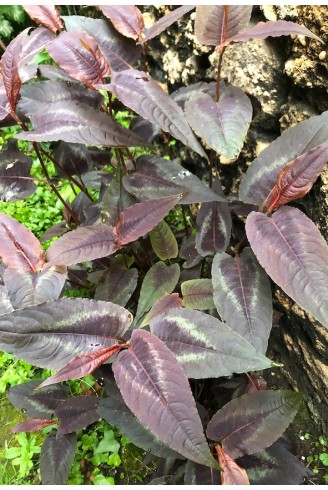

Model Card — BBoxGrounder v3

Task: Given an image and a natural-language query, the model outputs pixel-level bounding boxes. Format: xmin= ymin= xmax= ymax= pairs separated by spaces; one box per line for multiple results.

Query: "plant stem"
xmin=233 ymin=233 xmax=247 ymax=256
xmin=181 ymin=205 xmax=190 ymax=238
xmin=215 ymin=46 xmax=227 ymax=103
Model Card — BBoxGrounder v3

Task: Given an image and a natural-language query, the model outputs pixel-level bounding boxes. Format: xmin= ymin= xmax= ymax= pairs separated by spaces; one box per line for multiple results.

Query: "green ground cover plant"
xmin=0 ymin=5 xmax=327 ymax=485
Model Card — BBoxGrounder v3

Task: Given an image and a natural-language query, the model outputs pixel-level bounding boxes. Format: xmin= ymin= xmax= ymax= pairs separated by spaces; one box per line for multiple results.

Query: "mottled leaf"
xmin=113 ymin=329 xmax=217 ymax=467
xmin=135 ymin=262 xmax=180 ymax=324
xmin=40 ymin=432 xmax=77 ymax=485
xmin=114 ymin=195 xmax=182 ymax=246
xmin=246 ymin=207 xmax=328 ymax=329
xmin=195 ymin=6 xmax=252 ymax=46
xmin=105 ymin=70 xmax=208 ymax=159
xmin=24 ymin=5 xmax=63 ymax=33
xmin=0 ymin=212 xmax=44 ymax=272
xmin=0 ymin=298 xmax=132 ymax=369
xmin=150 ymin=308 xmax=272 ymax=378
xmin=149 ymin=220 xmax=178 ymax=260
xmin=141 ymin=6 xmax=195 ymax=43
xmin=0 ymin=286 xmax=13 ymax=316
xmin=0 ymin=78 xmax=9 ymax=121
xmin=47 ymin=31 xmax=110 ymax=87
xmin=181 ymin=279 xmax=215 ymax=310
xmin=100 ymin=5 xmax=144 ymax=40
xmin=206 ymin=390 xmax=302 ymax=458
xmin=212 ymin=248 xmax=272 ymax=353
xmin=55 ymin=396 xmax=99 ymax=435
xmin=185 ymin=87 xmax=252 ymax=160
xmin=139 ymin=293 xmax=183 ymax=328
xmin=216 ymin=445 xmax=250 ymax=485
xmin=12 ymin=417 xmax=55 ymax=433
xmin=239 ymin=110 xmax=328 ymax=205
xmin=95 ymin=263 xmax=138 ymax=307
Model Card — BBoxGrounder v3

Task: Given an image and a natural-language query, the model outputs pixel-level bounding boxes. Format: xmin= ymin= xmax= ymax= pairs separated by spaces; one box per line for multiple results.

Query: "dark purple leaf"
xmin=135 ymin=262 xmax=180 ymax=324
xmin=0 ymin=213 xmax=44 ymax=272
xmin=47 ymin=31 xmax=111 ymax=87
xmin=246 ymin=207 xmax=328 ymax=329
xmin=181 ymin=279 xmax=215 ymax=310
xmin=12 ymin=417 xmax=56 ymax=433
xmin=0 ymin=139 xmax=36 ymax=201
xmin=184 ymin=460 xmax=221 ymax=485
xmin=149 ymin=220 xmax=178 ymax=260
xmin=19 ymin=63 xmax=75 ymax=84
xmin=141 ymin=6 xmax=195 ymax=43
xmin=40 ymin=432 xmax=77 ymax=485
xmin=185 ymin=87 xmax=252 ymax=160
xmin=0 ymin=78 xmax=9 ymax=121
xmin=195 ymin=6 xmax=252 ymax=46
xmin=105 ymin=70 xmax=208 ymax=159
xmin=100 ymin=5 xmax=144 ymax=40
xmin=123 ymin=155 xmax=224 ymax=204
xmin=150 ymin=308 xmax=272 ymax=379
xmin=267 ymin=141 xmax=328 ymax=212
xmin=216 ymin=445 xmax=250 ymax=485
xmin=114 ymin=195 xmax=182 ymax=246
xmin=129 ymin=116 xmax=161 ymax=143
xmin=180 ymin=235 xmax=203 ymax=269
xmin=180 ymin=264 xmax=202 ymax=283
xmin=113 ymin=329 xmax=217 ymax=467
xmin=239 ymin=110 xmax=328 ymax=205
xmin=62 ymin=15 xmax=140 ymax=71
xmin=206 ymin=390 xmax=302 ymax=459
xmin=245 ymin=374 xmax=268 ymax=394
xmin=0 ymin=298 xmax=132 ymax=369
xmin=139 ymin=293 xmax=183 ymax=328
xmin=170 ymin=81 xmax=216 ymax=110
xmin=24 ymin=5 xmax=64 ymax=33
xmin=7 ymin=379 xmax=69 ymax=418
xmin=220 ymin=20 xmax=322 ymax=48
xmin=46 ymin=224 xmax=118 ymax=267
xmin=19 ymin=26 xmax=55 ymax=67
xmin=40 ymin=221 xmax=68 ymax=243
xmin=53 ymin=142 xmax=91 ymax=178
xmin=227 ymin=195 xmax=258 ymax=216
xmin=54 ymin=396 xmax=100 ymax=435
xmin=4 ymin=265 xmax=67 ymax=309
xmin=94 ymin=263 xmax=138 ymax=307
xmin=212 ymin=248 xmax=273 ymax=354
xmin=0 ymin=286 xmax=13 ymax=316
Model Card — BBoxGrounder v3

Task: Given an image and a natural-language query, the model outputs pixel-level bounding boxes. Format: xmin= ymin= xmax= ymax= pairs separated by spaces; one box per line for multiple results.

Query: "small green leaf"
xmin=95 ymin=430 xmax=120 ymax=455
xmin=149 ymin=220 xmax=178 ymax=260
xmin=319 ymin=453 xmax=328 ymax=466
xmin=3 ymin=447 xmax=21 ymax=459
xmin=93 ymin=474 xmax=115 ymax=485
xmin=107 ymin=453 xmax=121 ymax=467
xmin=181 ymin=279 xmax=215 ymax=310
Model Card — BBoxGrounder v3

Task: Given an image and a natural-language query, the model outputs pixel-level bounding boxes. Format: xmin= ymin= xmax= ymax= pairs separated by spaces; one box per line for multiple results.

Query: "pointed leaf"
xmin=100 ymin=5 xmax=144 ymax=40
xmin=246 ymin=207 xmax=328 ymax=329
xmin=185 ymin=87 xmax=252 ymax=160
xmin=0 ymin=286 xmax=13 ymax=316
xmin=220 ymin=20 xmax=322 ymax=48
xmin=95 ymin=263 xmax=138 ymax=307
xmin=114 ymin=195 xmax=182 ymax=246
xmin=24 ymin=5 xmax=63 ymax=33
xmin=181 ymin=279 xmax=215 ymax=310
xmin=54 ymin=396 xmax=99 ymax=435
xmin=180 ymin=235 xmax=203 ymax=269
xmin=212 ymin=248 xmax=272 ymax=353
xmin=150 ymin=308 xmax=272 ymax=378
xmin=171 ymin=81 xmax=216 ymax=110
xmin=0 ymin=213 xmax=44 ymax=272
xmin=19 ymin=27 xmax=55 ymax=75
xmin=4 ymin=265 xmax=67 ymax=309
xmin=105 ymin=70 xmax=208 ymax=159
xmin=7 ymin=380 xmax=69 ymax=418
xmin=40 ymin=432 xmax=77 ymax=485
xmin=47 ymin=31 xmax=111 ymax=87
xmin=141 ymin=6 xmax=195 ymax=43
xmin=135 ymin=262 xmax=180 ymax=324
xmin=62 ymin=15 xmax=140 ymax=71
xmin=12 ymin=417 xmax=56 ymax=433
xmin=46 ymin=224 xmax=118 ymax=267
xmin=0 ymin=298 xmax=132 ymax=369
xmin=113 ymin=329 xmax=217 ymax=467
xmin=139 ymin=293 xmax=183 ymax=328
xmin=101 ymin=164 xmax=136 ymax=226
xmin=195 ymin=6 xmax=252 ymax=46
xmin=206 ymin=390 xmax=303 ymax=458
xmin=216 ymin=446 xmax=250 ymax=485
xmin=267 ymin=141 xmax=328 ymax=212
xmin=149 ymin=220 xmax=178 ymax=260
xmin=239 ymin=110 xmax=328 ymax=205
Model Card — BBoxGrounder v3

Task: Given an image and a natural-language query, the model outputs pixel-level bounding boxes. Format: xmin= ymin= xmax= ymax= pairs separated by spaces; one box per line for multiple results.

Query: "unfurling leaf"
xmin=139 ymin=293 xmax=183 ymax=328
xmin=100 ymin=5 xmax=144 ymax=40
xmin=141 ymin=6 xmax=195 ymax=43
xmin=181 ymin=279 xmax=215 ymax=310
xmin=149 ymin=220 xmax=178 ymax=260
xmin=215 ymin=445 xmax=250 ymax=485
xmin=246 ymin=207 xmax=328 ymax=329
xmin=12 ymin=417 xmax=56 ymax=433
xmin=24 ymin=5 xmax=63 ymax=33
xmin=40 ymin=432 xmax=77 ymax=485
xmin=113 ymin=329 xmax=218 ymax=467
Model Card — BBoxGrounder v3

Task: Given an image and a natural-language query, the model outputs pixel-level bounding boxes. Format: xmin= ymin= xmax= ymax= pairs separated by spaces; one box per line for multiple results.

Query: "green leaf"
xmin=93 ymin=475 xmax=115 ymax=485
xmin=149 ymin=220 xmax=178 ymax=260
xmin=95 ymin=430 xmax=120 ymax=454
xmin=181 ymin=279 xmax=215 ymax=310
xmin=319 ymin=453 xmax=328 ymax=466
xmin=3 ymin=447 xmax=22 ymax=459
xmin=0 ymin=17 xmax=13 ymax=38
xmin=107 ymin=453 xmax=121 ymax=467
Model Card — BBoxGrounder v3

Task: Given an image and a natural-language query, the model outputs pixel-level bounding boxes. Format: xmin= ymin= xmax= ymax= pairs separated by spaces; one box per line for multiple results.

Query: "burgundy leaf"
xmin=267 ymin=141 xmax=328 ymax=212
xmin=0 ymin=286 xmax=13 ymax=316
xmin=180 ymin=235 xmax=203 ymax=269
xmin=219 ymin=20 xmax=322 ymax=48
xmin=150 ymin=308 xmax=272 ymax=379
xmin=185 ymin=87 xmax=252 ymax=160
xmin=105 ymin=70 xmax=208 ymax=159
xmin=206 ymin=390 xmax=302 ymax=459
xmin=195 ymin=6 xmax=252 ymax=46
xmin=113 ymin=329 xmax=217 ymax=467
xmin=216 ymin=445 xmax=250 ymax=485
xmin=19 ymin=63 xmax=75 ymax=84
xmin=94 ymin=263 xmax=138 ymax=307
xmin=0 ymin=213 xmax=44 ymax=272
xmin=246 ymin=207 xmax=328 ymax=329
xmin=53 ymin=142 xmax=91 ymax=177
xmin=139 ymin=293 xmax=183 ymax=328
xmin=40 ymin=432 xmax=77 ymax=485
xmin=47 ymin=31 xmax=111 ymax=87
xmin=171 ymin=81 xmax=216 ymax=110
xmin=63 ymin=15 xmax=140 ymax=72
xmin=19 ymin=26 xmax=55 ymax=68
xmin=101 ymin=164 xmax=136 ymax=226
xmin=24 ymin=5 xmax=64 ymax=33
xmin=12 ymin=417 xmax=56 ymax=433
xmin=184 ymin=460 xmax=221 ymax=485
xmin=245 ymin=375 xmax=268 ymax=394
xmin=181 ymin=279 xmax=215 ymax=310
xmin=0 ymin=298 xmax=132 ymax=370
xmin=239 ymin=110 xmax=328 ymax=205
xmin=113 ymin=194 xmax=182 ymax=246
xmin=141 ymin=6 xmax=195 ymax=43
xmin=212 ymin=248 xmax=273 ymax=353
xmin=0 ymin=78 xmax=10 ymax=121
xmin=40 ymin=221 xmax=68 ymax=243
xmin=129 ymin=116 xmax=161 ymax=143
xmin=100 ymin=5 xmax=144 ymax=40
xmin=149 ymin=220 xmax=178 ymax=260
